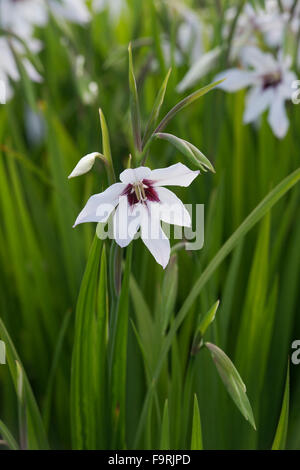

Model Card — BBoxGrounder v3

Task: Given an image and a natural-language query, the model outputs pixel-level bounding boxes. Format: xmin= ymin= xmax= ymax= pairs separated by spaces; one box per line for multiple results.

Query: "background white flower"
xmin=0 ymin=0 xmax=90 ymax=37
xmin=0 ymin=0 xmax=91 ymax=101
xmin=215 ymin=46 xmax=296 ymax=138
xmin=72 ymin=163 xmax=199 ymax=268
xmin=0 ymin=36 xmax=42 ymax=103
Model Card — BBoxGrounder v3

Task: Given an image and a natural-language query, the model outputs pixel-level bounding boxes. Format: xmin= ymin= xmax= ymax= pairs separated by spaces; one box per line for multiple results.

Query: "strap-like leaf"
xmin=142 ymin=68 xmax=172 ymax=146
xmin=128 ymin=43 xmax=142 ymax=152
xmin=0 ymin=420 xmax=19 ymax=450
xmin=99 ymin=108 xmax=116 ymax=183
xmin=154 ymin=79 xmax=225 ymax=134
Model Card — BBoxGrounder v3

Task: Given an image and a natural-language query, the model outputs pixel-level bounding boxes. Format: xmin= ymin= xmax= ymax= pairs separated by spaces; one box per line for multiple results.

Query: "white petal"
xmin=240 ymin=46 xmax=275 ymax=71
xmin=0 ymin=40 xmax=20 ymax=81
xmin=119 ymin=167 xmax=152 ymax=184
xmin=215 ymin=69 xmax=257 ymax=92
xmin=26 ymin=37 xmax=43 ymax=54
xmin=176 ymin=47 xmax=221 ymax=93
xmin=243 ymin=86 xmax=274 ymax=123
xmin=268 ymin=94 xmax=289 ymax=138
xmin=49 ymin=0 xmax=91 ymax=24
xmin=140 ymin=204 xmax=170 ymax=269
xmin=22 ymin=59 xmax=43 ymax=83
xmin=73 ymin=182 xmax=126 ymax=227
xmin=0 ymin=74 xmax=13 ymax=102
xmin=68 ymin=152 xmax=100 ymax=178
xmin=150 ymin=163 xmax=199 ymax=187
xmin=156 ymin=187 xmax=191 ymax=227
xmin=113 ymin=196 xmax=141 ymax=248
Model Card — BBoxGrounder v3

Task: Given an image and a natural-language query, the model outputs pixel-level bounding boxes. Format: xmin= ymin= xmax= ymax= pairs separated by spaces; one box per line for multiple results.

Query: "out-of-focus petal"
xmin=215 ymin=69 xmax=257 ymax=92
xmin=23 ymin=59 xmax=43 ymax=83
xmin=49 ymin=0 xmax=91 ymax=24
xmin=243 ymin=86 xmax=274 ymax=123
xmin=177 ymin=47 xmax=221 ymax=93
xmin=268 ymin=94 xmax=289 ymax=139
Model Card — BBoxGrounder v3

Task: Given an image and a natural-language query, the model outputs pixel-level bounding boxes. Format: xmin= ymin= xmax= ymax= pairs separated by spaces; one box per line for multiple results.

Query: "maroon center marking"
xmin=262 ymin=72 xmax=282 ymax=90
xmin=121 ymin=179 xmax=160 ymax=207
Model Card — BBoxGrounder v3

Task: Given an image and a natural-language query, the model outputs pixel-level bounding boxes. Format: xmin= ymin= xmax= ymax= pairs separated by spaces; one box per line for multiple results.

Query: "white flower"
xmin=151 ymin=0 xmax=204 ymax=72
xmin=0 ymin=0 xmax=90 ymax=37
xmin=223 ymin=2 xmax=288 ymax=57
xmin=0 ymin=0 xmax=48 ymax=41
xmin=171 ymin=1 xmax=203 ymax=65
xmin=73 ymin=163 xmax=199 ymax=268
xmin=68 ymin=152 xmax=102 ymax=178
xmin=0 ymin=36 xmax=42 ymax=102
xmin=0 ymin=0 xmax=90 ymax=100
xmin=215 ymin=46 xmax=296 ymax=139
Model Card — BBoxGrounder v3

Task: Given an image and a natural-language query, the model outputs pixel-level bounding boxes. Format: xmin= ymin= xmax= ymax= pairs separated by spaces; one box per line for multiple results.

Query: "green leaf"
xmin=16 ymin=360 xmax=27 ymax=449
xmin=70 ymin=237 xmax=108 ymax=449
xmin=0 ymin=318 xmax=49 ymax=449
xmin=0 ymin=420 xmax=19 ymax=450
xmin=160 ymin=400 xmax=170 ymax=450
xmin=110 ymin=244 xmax=132 ymax=448
xmin=130 ymin=274 xmax=156 ymax=371
xmin=43 ymin=309 xmax=72 ymax=431
xmin=142 ymin=68 xmax=171 ymax=146
xmin=0 ymin=340 xmax=5 ymax=364
xmin=192 ymin=300 xmax=220 ymax=354
xmin=191 ymin=394 xmax=203 ymax=450
xmin=198 ymin=300 xmax=219 ymax=338
xmin=272 ymin=363 xmax=290 ymax=450
xmin=154 ymin=79 xmax=225 ymax=134
xmin=99 ymin=108 xmax=116 ymax=184
xmin=160 ymin=254 xmax=178 ymax=334
xmin=46 ymin=110 xmax=84 ymax=297
xmin=205 ymin=342 xmax=256 ymax=430
xmin=155 ymin=133 xmax=215 ymax=172
xmin=235 ymin=213 xmax=270 ymax=379
xmin=128 ymin=43 xmax=142 ymax=152
xmin=11 ymin=44 xmax=38 ymax=112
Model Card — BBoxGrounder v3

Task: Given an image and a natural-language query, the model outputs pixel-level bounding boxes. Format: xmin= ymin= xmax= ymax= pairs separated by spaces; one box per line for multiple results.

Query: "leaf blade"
xmin=272 ymin=363 xmax=290 ymax=450
xmin=191 ymin=394 xmax=203 ymax=450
